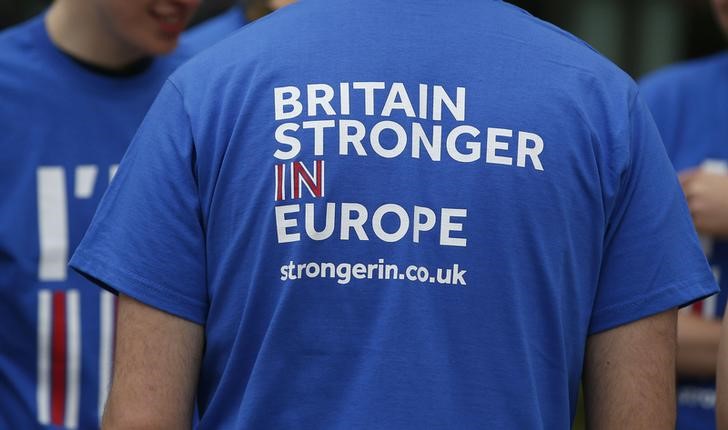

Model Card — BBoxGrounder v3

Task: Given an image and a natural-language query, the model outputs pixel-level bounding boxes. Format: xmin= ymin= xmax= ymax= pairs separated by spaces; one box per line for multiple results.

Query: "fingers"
xmin=679 ymin=171 xmax=700 ymax=202
xmin=677 ymin=167 xmax=728 ymax=237
xmin=678 ymin=168 xmax=699 ymax=189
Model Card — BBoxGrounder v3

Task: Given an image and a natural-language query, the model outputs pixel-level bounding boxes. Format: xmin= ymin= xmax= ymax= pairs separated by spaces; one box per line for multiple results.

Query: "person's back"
xmin=72 ymin=0 xmax=717 ymax=427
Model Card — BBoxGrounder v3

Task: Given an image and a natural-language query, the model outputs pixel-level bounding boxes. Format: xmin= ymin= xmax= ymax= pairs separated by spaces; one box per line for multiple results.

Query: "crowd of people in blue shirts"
xmin=0 ymin=0 xmax=727 ymax=428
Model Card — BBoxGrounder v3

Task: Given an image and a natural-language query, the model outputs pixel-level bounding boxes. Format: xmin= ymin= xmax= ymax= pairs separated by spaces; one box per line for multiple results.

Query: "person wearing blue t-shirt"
xmin=181 ymin=0 xmax=297 ymax=53
xmin=720 ymin=315 xmax=728 ymax=428
xmin=640 ymin=0 xmax=728 ymax=428
xmin=182 ymin=4 xmax=247 ymax=53
xmin=0 ymin=0 xmax=203 ymax=428
xmin=71 ymin=0 xmax=718 ymax=428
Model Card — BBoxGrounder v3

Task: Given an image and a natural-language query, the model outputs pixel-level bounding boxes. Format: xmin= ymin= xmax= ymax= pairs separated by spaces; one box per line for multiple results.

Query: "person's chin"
xmin=720 ymin=7 xmax=728 ymax=32
xmin=138 ymin=35 xmax=179 ymax=56
xmin=720 ymin=18 xmax=728 ymax=39
xmin=153 ymin=39 xmax=179 ymax=55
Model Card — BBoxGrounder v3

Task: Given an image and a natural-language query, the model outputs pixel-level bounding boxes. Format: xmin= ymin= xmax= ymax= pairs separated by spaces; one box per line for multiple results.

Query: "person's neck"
xmin=45 ymin=1 xmax=147 ymax=70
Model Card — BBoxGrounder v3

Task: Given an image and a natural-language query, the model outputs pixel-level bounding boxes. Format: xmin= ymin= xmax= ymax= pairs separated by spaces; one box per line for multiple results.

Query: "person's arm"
xmin=716 ymin=313 xmax=728 ymax=430
xmin=583 ymin=309 xmax=677 ymax=430
xmin=676 ymin=309 xmax=722 ymax=378
xmin=102 ymin=295 xmax=204 ymax=429
xmin=679 ymin=170 xmax=728 ymax=238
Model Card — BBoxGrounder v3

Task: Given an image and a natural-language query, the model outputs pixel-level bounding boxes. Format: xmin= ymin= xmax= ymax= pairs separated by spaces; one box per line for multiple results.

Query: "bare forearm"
xmin=716 ymin=315 xmax=728 ymax=430
xmin=102 ymin=295 xmax=203 ymax=429
xmin=584 ymin=310 xmax=677 ymax=430
xmin=676 ymin=313 xmax=721 ymax=379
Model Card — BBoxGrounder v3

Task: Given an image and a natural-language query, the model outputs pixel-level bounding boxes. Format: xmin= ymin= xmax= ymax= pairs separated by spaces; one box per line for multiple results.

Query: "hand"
xmin=679 ymin=169 xmax=728 ymax=238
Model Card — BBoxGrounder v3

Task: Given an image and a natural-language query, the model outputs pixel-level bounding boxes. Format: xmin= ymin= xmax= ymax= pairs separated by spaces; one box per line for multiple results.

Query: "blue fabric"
xmin=0 ymin=14 xmax=194 ymax=430
xmin=181 ymin=6 xmax=246 ymax=54
xmin=71 ymin=1 xmax=718 ymax=428
xmin=641 ymin=51 xmax=728 ymax=430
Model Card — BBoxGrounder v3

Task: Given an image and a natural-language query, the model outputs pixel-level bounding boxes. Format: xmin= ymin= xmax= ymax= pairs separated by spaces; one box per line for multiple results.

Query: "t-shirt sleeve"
xmin=588 ymin=92 xmax=718 ymax=335
xmin=70 ymin=80 xmax=208 ymax=325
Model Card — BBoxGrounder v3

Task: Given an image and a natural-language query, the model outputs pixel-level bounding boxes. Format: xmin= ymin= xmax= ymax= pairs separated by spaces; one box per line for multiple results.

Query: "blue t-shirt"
xmin=71 ymin=1 xmax=717 ymax=428
xmin=0 ymin=14 xmax=195 ymax=430
xmin=641 ymin=51 xmax=728 ymax=430
xmin=181 ymin=6 xmax=246 ymax=54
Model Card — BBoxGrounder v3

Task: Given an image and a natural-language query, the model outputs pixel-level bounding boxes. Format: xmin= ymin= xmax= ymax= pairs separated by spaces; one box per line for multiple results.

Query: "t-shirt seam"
xmin=165 ymin=79 xmax=202 ymax=185
xmin=166 ymin=78 xmax=194 ymax=130
xmin=618 ymin=89 xmax=640 ymax=179
xmin=73 ymin=248 xmax=207 ymax=314
xmin=159 ymin=79 xmax=209 ymax=286
xmin=591 ymin=271 xmax=716 ymax=320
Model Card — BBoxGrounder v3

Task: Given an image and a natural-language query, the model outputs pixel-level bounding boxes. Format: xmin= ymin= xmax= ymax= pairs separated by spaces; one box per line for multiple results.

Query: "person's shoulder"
xmin=174 ymin=0 xmax=629 ymax=83
xmin=0 ymin=14 xmax=43 ymax=60
xmin=491 ymin=1 xmax=638 ymax=131
xmin=640 ymin=51 xmax=728 ymax=96
xmin=0 ymin=14 xmax=50 ymax=91
xmin=152 ymin=45 xmax=201 ymax=77
xmin=179 ymin=6 xmax=246 ymax=55
xmin=167 ymin=4 xmax=296 ymax=89
xmin=0 ymin=13 xmax=41 ymax=40
xmin=494 ymin=1 xmax=631 ymax=82
xmin=155 ymin=12 xmax=250 ymax=79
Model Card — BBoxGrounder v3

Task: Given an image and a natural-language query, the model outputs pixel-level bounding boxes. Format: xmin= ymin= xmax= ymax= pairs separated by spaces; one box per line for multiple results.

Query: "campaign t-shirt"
xmin=0 ymin=14 xmax=194 ymax=429
xmin=641 ymin=51 xmax=728 ymax=430
xmin=71 ymin=1 xmax=717 ymax=428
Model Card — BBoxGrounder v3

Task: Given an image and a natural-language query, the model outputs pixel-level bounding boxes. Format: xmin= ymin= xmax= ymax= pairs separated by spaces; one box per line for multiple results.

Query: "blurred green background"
xmin=1 ymin=1 xmax=725 ymax=429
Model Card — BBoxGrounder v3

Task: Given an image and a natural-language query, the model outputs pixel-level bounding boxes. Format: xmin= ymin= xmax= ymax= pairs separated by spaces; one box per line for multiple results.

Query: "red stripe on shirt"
xmin=276 ymin=164 xmax=284 ymax=201
xmin=51 ymin=291 xmax=66 ymax=425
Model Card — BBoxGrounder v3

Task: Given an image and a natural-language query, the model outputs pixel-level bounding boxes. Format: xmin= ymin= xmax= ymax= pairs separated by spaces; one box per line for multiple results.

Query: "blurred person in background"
xmin=70 ymin=0 xmax=717 ymax=428
xmin=717 ymin=315 xmax=728 ymax=428
xmin=0 ymin=0 xmax=205 ymax=428
xmin=182 ymin=0 xmax=296 ymax=52
xmin=640 ymin=0 xmax=728 ymax=428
